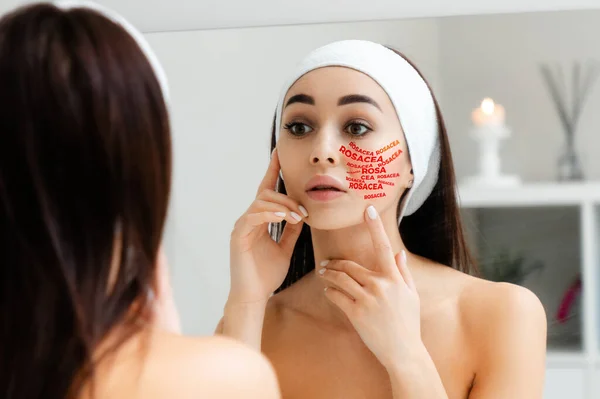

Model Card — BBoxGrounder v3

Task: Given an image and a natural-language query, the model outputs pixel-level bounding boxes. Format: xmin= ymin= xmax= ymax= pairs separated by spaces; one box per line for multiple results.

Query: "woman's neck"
xmin=311 ymin=213 xmax=405 ymax=271
xmin=296 ymin=208 xmax=407 ymax=329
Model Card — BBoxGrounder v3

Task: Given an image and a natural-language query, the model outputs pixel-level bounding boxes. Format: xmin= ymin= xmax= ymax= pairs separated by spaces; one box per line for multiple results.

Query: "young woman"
xmin=219 ymin=40 xmax=547 ymax=398
xmin=0 ymin=3 xmax=279 ymax=398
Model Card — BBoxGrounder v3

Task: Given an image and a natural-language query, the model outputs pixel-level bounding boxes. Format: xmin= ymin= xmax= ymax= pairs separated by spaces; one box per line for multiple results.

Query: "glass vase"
xmin=557 ymin=137 xmax=584 ymax=181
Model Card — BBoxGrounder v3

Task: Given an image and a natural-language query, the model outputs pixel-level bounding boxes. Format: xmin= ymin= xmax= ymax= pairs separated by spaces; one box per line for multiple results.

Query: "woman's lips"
xmin=305 ymin=174 xmax=347 ymax=202
xmin=306 ymin=189 xmax=345 ymax=201
xmin=305 ymin=175 xmax=346 ymax=191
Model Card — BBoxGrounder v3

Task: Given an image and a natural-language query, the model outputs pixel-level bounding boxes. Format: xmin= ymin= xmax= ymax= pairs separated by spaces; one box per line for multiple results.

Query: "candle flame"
xmin=481 ymin=98 xmax=495 ymax=115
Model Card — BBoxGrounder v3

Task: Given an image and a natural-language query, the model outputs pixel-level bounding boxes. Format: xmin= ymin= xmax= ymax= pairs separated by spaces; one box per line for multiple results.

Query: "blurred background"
xmin=156 ymin=8 xmax=600 ymax=397
xmin=3 ymin=0 xmax=600 ymax=397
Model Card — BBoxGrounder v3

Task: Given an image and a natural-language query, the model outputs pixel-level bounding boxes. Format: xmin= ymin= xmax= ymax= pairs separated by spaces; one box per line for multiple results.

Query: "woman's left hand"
xmin=319 ymin=205 xmax=422 ymax=371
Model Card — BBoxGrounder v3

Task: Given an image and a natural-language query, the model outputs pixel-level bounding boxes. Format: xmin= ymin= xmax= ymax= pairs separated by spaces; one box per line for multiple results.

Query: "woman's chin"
xmin=305 ymin=209 xmax=364 ymax=231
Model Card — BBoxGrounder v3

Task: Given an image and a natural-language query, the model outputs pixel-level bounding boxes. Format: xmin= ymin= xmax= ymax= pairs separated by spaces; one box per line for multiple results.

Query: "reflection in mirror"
xmin=149 ymin=9 xmax=600 ymax=399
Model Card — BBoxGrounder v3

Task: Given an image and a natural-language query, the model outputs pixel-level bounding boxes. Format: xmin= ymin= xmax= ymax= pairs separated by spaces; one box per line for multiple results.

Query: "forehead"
xmin=283 ymin=66 xmax=393 ymax=107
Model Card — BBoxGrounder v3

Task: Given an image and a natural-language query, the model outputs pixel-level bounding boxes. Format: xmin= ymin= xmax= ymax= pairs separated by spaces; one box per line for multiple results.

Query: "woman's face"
xmin=277 ymin=67 xmax=413 ymax=230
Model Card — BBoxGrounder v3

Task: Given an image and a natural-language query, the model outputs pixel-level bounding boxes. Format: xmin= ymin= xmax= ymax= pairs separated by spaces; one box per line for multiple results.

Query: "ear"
xmin=406 ymin=168 xmax=414 ymax=188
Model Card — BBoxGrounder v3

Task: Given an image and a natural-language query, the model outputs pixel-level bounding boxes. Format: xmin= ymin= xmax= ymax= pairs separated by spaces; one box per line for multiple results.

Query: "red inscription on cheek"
xmin=376 ymin=149 xmax=403 ymax=168
xmin=378 ymin=180 xmax=395 ymax=187
xmin=376 ymin=173 xmax=400 ymax=179
xmin=362 ymin=167 xmax=387 ymax=175
xmin=364 ymin=192 xmax=387 ymax=199
xmin=347 ymin=161 xmax=373 ymax=169
xmin=346 ymin=176 xmax=363 ymax=183
xmin=348 ymin=182 xmax=384 ymax=191
xmin=339 ymin=145 xmax=383 ymax=163
xmin=349 ymin=142 xmax=374 ymax=156
xmin=375 ymin=140 xmax=400 ymax=155
xmin=341 ymin=142 xmax=404 ymax=198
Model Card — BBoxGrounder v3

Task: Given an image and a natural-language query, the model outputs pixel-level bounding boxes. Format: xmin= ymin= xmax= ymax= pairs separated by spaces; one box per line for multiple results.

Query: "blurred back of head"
xmin=0 ymin=3 xmax=171 ymax=398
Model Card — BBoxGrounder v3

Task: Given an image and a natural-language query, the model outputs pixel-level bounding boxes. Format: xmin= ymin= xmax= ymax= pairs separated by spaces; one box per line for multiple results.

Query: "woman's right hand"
xmin=228 ymin=148 xmax=307 ymax=306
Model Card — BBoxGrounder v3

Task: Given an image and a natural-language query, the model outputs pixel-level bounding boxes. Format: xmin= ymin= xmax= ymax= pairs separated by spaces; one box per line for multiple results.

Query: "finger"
xmin=324 ymin=286 xmax=355 ymax=316
xmin=257 ymin=190 xmax=308 ymax=220
xmin=364 ymin=205 xmax=397 ymax=276
xmin=279 ymin=220 xmax=304 ymax=256
xmin=250 ymin=200 xmax=303 ymax=225
xmin=232 ymin=211 xmax=286 ymax=239
xmin=320 ymin=259 xmax=372 ymax=286
xmin=319 ymin=269 xmax=366 ymax=301
xmin=395 ymin=250 xmax=415 ymax=290
xmin=256 ymin=148 xmax=281 ymax=197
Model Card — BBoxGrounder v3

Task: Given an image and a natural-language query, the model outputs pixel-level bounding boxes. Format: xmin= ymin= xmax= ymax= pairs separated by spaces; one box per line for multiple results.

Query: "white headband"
xmin=53 ymin=1 xmax=170 ymax=102
xmin=274 ymin=40 xmax=440 ymax=220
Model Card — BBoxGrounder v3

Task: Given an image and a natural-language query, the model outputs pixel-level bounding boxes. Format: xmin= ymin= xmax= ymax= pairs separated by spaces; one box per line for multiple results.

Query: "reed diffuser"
xmin=539 ymin=61 xmax=599 ymax=181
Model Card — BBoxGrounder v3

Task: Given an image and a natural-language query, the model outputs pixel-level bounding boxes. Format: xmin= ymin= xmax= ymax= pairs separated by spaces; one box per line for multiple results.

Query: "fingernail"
xmin=320 ymin=260 xmax=330 ymax=267
xmin=299 ymin=205 xmax=309 ymax=217
xmin=291 ymin=212 xmax=302 ymax=221
xmin=318 ymin=268 xmax=326 ymax=275
xmin=324 ymin=287 xmax=328 ymax=292
xmin=367 ymin=205 xmax=378 ymax=220
xmin=274 ymin=212 xmax=286 ymax=218
xmin=402 ymin=249 xmax=407 ymax=264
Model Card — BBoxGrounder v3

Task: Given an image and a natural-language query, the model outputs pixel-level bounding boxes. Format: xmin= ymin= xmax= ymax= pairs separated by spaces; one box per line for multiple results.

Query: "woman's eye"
xmin=284 ymin=122 xmax=313 ymax=136
xmin=346 ymin=123 xmax=371 ymax=136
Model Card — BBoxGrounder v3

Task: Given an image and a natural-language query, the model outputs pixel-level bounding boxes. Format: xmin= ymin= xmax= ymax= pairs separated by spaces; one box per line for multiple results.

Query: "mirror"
xmin=148 ymin=9 xmax=600 ymax=399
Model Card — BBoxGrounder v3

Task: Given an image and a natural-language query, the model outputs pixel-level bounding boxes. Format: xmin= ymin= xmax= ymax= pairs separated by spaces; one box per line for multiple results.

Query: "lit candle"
xmin=471 ymin=98 xmax=506 ymax=127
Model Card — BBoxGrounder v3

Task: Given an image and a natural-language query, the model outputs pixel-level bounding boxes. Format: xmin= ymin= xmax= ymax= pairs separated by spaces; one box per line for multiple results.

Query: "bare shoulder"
xmin=459 ymin=277 xmax=547 ymax=342
xmin=457 ymin=276 xmax=548 ymax=397
xmin=141 ymin=333 xmax=280 ymax=399
xmin=423 ymin=262 xmax=546 ymax=332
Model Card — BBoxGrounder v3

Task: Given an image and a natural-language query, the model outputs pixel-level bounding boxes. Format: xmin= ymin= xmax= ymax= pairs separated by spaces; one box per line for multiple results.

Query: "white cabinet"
xmin=593 ymin=368 xmax=600 ymax=397
xmin=544 ymin=368 xmax=585 ymax=399
xmin=458 ymin=182 xmax=600 ymax=398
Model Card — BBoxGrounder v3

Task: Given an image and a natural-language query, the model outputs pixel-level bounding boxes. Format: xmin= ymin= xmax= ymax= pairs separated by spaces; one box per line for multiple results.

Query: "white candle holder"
xmin=462 ymin=124 xmax=521 ymax=187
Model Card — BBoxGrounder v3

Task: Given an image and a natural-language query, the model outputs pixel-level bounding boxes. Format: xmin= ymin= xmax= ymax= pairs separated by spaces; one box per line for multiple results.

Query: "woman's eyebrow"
xmin=285 ymin=94 xmax=315 ymax=108
xmin=338 ymin=94 xmax=382 ymax=111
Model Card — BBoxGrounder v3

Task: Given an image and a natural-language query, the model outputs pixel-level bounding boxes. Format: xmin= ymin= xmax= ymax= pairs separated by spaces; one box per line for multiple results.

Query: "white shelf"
xmin=457 ymin=181 xmax=600 ymax=399
xmin=457 ymin=181 xmax=600 ymax=208
xmin=547 ymin=351 xmax=590 ymax=367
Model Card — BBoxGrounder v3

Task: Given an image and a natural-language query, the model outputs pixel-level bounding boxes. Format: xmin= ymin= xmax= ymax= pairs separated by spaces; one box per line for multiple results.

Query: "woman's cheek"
xmin=279 ymin=164 xmax=303 ymax=198
xmin=338 ymin=139 xmax=404 ymax=201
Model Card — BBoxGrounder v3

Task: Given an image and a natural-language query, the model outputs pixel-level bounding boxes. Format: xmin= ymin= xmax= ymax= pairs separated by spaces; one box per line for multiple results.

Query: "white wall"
xmin=3 ymin=0 xmax=598 ymax=32
xmin=438 ymin=10 xmax=600 ymax=182
xmin=147 ymin=20 xmax=441 ymax=334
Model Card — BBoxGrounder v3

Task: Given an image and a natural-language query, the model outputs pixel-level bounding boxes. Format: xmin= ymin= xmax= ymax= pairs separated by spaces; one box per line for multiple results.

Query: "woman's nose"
xmin=310 ymin=154 xmax=336 ymax=165
xmin=309 ymin=128 xmax=340 ymax=166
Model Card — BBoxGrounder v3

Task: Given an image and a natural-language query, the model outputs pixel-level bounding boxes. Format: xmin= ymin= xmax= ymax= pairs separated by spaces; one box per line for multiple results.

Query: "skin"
xmin=77 ymin=248 xmax=281 ymax=399
xmin=277 ymin=67 xmax=410 ymax=230
xmin=221 ymin=66 xmax=547 ymax=398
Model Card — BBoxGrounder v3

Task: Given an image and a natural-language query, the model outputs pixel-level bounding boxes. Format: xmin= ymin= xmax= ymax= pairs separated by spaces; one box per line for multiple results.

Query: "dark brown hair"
xmin=0 ymin=3 xmax=171 ymax=398
xmin=271 ymin=47 xmax=477 ymax=292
